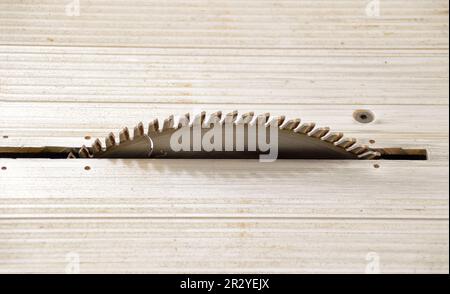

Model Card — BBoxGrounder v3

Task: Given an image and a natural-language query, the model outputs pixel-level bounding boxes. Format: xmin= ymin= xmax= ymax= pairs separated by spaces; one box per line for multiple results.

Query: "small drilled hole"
xmin=84 ymin=166 xmax=91 ymax=171
xmin=353 ymin=110 xmax=375 ymax=124
xmin=84 ymin=136 xmax=91 ymax=140
xmin=2 ymin=136 xmax=8 ymax=139
xmin=369 ymin=139 xmax=376 ymax=144
xmin=373 ymin=164 xmax=380 ymax=169
xmin=1 ymin=166 xmax=7 ymax=170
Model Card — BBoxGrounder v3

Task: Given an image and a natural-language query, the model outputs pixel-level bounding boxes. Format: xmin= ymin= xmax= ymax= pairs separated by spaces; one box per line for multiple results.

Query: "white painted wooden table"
xmin=0 ymin=0 xmax=448 ymax=273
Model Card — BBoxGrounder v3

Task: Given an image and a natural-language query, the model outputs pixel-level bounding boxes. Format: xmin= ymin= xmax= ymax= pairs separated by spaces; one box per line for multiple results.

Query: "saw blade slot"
xmin=0 ymin=112 xmax=428 ymax=160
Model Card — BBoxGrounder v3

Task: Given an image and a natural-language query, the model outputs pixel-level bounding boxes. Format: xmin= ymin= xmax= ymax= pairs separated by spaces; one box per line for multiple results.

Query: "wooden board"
xmin=0 ymin=218 xmax=447 ymax=273
xmin=0 ymin=0 xmax=448 ymax=273
xmin=0 ymin=46 xmax=448 ymax=105
xmin=0 ymin=0 xmax=448 ymax=49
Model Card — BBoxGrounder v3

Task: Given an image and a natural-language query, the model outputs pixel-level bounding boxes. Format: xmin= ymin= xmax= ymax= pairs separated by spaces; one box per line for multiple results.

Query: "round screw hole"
xmin=373 ymin=164 xmax=380 ymax=169
xmin=84 ymin=166 xmax=91 ymax=171
xmin=1 ymin=166 xmax=7 ymax=170
xmin=2 ymin=135 xmax=8 ymax=139
xmin=353 ymin=110 xmax=375 ymax=124
xmin=369 ymin=139 xmax=376 ymax=144
xmin=84 ymin=136 xmax=91 ymax=140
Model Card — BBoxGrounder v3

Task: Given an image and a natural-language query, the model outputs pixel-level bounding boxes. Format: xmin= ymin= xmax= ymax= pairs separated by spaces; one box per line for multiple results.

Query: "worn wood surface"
xmin=0 ymin=0 xmax=448 ymax=273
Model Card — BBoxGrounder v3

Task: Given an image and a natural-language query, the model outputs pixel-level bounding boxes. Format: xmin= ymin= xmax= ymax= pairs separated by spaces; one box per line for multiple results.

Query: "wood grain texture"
xmin=0 ymin=0 xmax=448 ymax=49
xmin=0 ymin=219 xmax=447 ymax=273
xmin=0 ymin=46 xmax=448 ymax=105
xmin=0 ymin=0 xmax=448 ymax=274
xmin=0 ymin=159 xmax=448 ymax=219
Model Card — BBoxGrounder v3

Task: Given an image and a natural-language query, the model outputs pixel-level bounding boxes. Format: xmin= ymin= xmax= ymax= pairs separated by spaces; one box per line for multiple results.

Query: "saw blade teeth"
xmin=294 ymin=123 xmax=315 ymax=134
xmin=148 ymin=119 xmax=159 ymax=135
xmin=358 ymin=151 xmax=381 ymax=160
xmin=308 ymin=127 xmax=330 ymax=138
xmin=251 ymin=112 xmax=271 ymax=126
xmin=235 ymin=112 xmax=254 ymax=125
xmin=347 ymin=144 xmax=369 ymax=155
xmin=265 ymin=115 xmax=286 ymax=128
xmin=176 ymin=114 xmax=190 ymax=129
xmin=204 ymin=111 xmax=222 ymax=127
xmin=223 ymin=110 xmax=238 ymax=124
xmin=280 ymin=118 xmax=301 ymax=130
xmin=190 ymin=111 xmax=206 ymax=127
xmin=78 ymin=145 xmax=91 ymax=158
xmin=92 ymin=138 xmax=103 ymax=153
xmin=162 ymin=115 xmax=175 ymax=132
xmin=335 ymin=137 xmax=357 ymax=149
xmin=105 ymin=132 xmax=116 ymax=148
xmin=322 ymin=132 xmax=344 ymax=143
xmin=133 ymin=122 xmax=144 ymax=138
xmin=119 ymin=127 xmax=130 ymax=143
xmin=67 ymin=152 xmax=76 ymax=159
